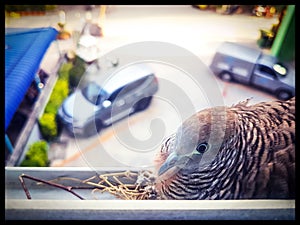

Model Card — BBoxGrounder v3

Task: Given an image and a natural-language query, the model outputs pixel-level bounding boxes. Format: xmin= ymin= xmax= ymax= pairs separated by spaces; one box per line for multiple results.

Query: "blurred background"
xmin=5 ymin=5 xmax=295 ymax=169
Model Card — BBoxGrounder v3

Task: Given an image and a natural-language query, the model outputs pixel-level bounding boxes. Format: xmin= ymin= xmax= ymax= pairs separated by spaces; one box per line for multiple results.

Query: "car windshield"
xmin=81 ymin=82 xmax=106 ymax=105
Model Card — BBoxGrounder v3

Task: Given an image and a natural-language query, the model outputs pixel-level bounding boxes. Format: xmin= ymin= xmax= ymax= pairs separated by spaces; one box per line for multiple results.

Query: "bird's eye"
xmin=196 ymin=142 xmax=208 ymax=154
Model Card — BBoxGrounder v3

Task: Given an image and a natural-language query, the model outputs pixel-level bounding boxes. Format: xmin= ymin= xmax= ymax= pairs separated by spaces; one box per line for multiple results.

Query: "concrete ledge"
xmin=5 ymin=199 xmax=295 ymax=220
xmin=5 ymin=167 xmax=295 ymax=220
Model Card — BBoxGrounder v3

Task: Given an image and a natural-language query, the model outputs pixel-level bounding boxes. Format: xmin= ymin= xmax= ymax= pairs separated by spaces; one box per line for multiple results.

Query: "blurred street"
xmin=6 ymin=5 xmax=281 ymax=169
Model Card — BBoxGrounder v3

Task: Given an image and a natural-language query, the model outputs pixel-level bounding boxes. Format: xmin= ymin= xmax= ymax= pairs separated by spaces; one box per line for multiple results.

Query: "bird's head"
xmin=155 ymin=106 xmax=238 ymax=182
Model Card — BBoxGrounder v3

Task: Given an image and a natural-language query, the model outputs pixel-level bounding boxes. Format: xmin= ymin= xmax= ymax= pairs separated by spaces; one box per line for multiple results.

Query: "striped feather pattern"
xmin=155 ymin=97 xmax=295 ymax=199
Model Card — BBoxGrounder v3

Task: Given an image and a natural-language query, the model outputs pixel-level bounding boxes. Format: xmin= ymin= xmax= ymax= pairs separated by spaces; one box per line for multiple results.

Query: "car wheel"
xmin=83 ymin=119 xmax=102 ymax=137
xmin=95 ymin=119 xmax=103 ymax=134
xmin=219 ymin=72 xmax=232 ymax=82
xmin=276 ymin=90 xmax=292 ymax=101
xmin=134 ymin=96 xmax=152 ymax=112
xmin=83 ymin=122 xmax=96 ymax=137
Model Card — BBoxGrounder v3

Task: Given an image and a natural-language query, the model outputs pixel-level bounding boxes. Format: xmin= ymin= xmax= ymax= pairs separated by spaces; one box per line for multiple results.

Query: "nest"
xmin=19 ymin=170 xmax=159 ymax=200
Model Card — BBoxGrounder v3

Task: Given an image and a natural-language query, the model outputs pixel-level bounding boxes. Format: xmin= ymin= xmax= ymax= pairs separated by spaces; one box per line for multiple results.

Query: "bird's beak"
xmin=157 ymin=150 xmax=205 ymax=181
xmin=158 ymin=152 xmax=190 ymax=177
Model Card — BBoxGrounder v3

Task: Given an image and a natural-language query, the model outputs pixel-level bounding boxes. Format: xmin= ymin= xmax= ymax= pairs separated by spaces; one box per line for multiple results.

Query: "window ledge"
xmin=5 ymin=167 xmax=295 ymax=220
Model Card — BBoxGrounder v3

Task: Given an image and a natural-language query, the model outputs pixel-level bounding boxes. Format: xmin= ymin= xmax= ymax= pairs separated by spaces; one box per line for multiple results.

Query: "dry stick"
xmin=99 ymin=173 xmax=134 ymax=199
xmin=44 ymin=176 xmax=85 ymax=184
xmin=113 ymin=175 xmax=130 ymax=193
xmin=91 ymin=188 xmax=107 ymax=200
xmin=101 ymin=175 xmax=129 ymax=199
xmin=113 ymin=173 xmax=141 ymax=199
xmin=19 ymin=174 xmax=85 ymax=200
xmin=18 ymin=171 xmax=154 ymax=200
xmin=40 ymin=177 xmax=96 ymax=189
xmin=84 ymin=176 xmax=124 ymax=199
xmin=99 ymin=175 xmax=117 ymax=189
xmin=101 ymin=171 xmax=137 ymax=181
xmin=82 ymin=175 xmax=98 ymax=183
xmin=110 ymin=171 xmax=152 ymax=200
xmin=118 ymin=186 xmax=130 ymax=200
xmin=85 ymin=181 xmax=112 ymax=190
xmin=18 ymin=174 xmax=32 ymax=199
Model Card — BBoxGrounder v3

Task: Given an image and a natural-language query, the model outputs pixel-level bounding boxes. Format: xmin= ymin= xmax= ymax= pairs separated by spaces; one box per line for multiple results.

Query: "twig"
xmin=18 ymin=170 xmax=158 ymax=200
xmin=19 ymin=173 xmax=85 ymax=200
xmin=19 ymin=174 xmax=32 ymax=199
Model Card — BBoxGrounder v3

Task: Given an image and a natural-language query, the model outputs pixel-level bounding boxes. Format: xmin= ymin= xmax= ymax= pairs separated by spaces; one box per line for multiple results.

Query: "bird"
xmin=153 ymin=97 xmax=295 ymax=200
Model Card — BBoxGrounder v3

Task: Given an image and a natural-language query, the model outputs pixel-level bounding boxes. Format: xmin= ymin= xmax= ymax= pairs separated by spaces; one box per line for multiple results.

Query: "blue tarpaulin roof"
xmin=5 ymin=27 xmax=58 ymax=131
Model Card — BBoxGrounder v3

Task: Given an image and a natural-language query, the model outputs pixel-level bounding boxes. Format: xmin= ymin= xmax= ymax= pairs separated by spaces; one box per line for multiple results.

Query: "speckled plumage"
xmin=154 ymin=97 xmax=295 ymax=200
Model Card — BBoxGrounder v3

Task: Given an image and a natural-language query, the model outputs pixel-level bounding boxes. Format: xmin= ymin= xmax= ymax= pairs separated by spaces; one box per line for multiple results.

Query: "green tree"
xmin=20 ymin=140 xmax=49 ymax=167
xmin=39 ymin=113 xmax=57 ymax=141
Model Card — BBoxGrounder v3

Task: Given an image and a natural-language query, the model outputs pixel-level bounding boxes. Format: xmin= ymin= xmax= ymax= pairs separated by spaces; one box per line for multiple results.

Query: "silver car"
xmin=209 ymin=42 xmax=295 ymax=100
xmin=57 ymin=63 xmax=159 ymax=137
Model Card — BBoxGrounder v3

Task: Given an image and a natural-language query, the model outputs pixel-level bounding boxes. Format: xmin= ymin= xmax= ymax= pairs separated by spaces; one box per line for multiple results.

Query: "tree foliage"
xmin=20 ymin=140 xmax=49 ymax=167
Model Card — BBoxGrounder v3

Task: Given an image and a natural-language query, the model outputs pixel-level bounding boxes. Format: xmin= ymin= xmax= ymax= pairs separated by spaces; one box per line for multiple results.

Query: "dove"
xmin=154 ymin=97 xmax=295 ymax=200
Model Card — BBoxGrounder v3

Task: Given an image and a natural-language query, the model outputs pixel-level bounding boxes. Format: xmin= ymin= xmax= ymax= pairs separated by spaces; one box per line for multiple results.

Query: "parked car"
xmin=57 ymin=63 xmax=159 ymax=137
xmin=209 ymin=42 xmax=295 ymax=100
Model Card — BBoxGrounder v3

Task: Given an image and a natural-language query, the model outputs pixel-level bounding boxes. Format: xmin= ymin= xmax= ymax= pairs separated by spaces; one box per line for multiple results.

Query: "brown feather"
xmin=155 ymin=97 xmax=295 ymax=200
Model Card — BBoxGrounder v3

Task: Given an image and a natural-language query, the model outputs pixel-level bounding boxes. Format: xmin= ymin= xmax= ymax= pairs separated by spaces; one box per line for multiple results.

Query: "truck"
xmin=209 ymin=41 xmax=295 ymax=100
